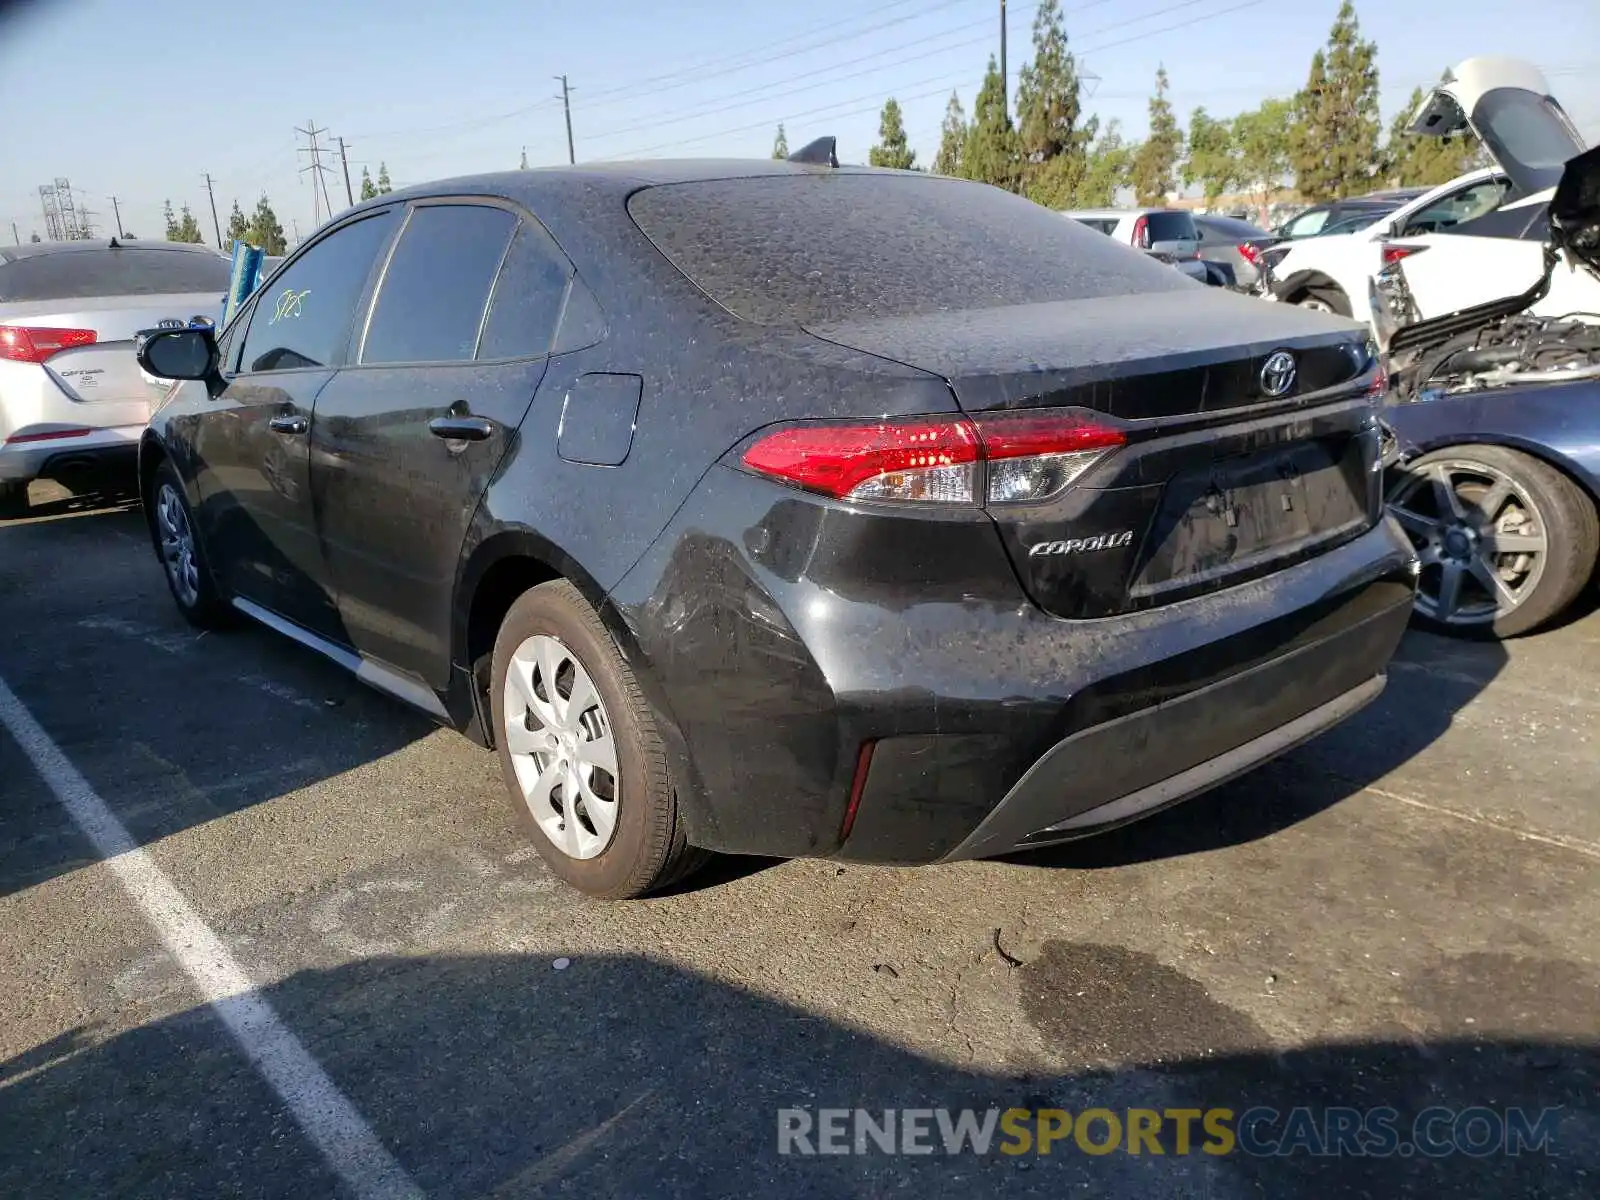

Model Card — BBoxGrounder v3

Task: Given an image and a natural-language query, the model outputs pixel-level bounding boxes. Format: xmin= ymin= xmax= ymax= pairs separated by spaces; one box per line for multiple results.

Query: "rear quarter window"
xmin=627 ymin=175 xmax=1187 ymax=326
xmin=0 ymin=248 xmax=232 ymax=302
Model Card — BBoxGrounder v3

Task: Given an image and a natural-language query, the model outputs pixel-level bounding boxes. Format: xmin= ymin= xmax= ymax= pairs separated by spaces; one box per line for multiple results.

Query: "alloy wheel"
xmin=1388 ymin=459 xmax=1550 ymax=627
xmin=502 ymin=633 xmax=620 ymax=860
xmin=155 ymin=482 xmax=201 ymax=608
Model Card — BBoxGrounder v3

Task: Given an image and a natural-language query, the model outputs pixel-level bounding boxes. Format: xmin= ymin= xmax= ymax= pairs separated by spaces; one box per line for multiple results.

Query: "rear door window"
xmin=0 ymin=247 xmax=233 ymax=302
xmin=628 ymin=175 xmax=1186 ymax=326
xmin=1282 ymin=208 xmax=1330 ymax=238
xmin=361 ymin=204 xmax=518 ymax=365
xmin=237 ymin=211 xmax=397 ymax=373
xmin=477 ymin=219 xmax=573 ymax=361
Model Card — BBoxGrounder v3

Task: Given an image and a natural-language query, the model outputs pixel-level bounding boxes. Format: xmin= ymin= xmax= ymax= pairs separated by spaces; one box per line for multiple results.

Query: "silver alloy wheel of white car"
xmin=1298 ymin=296 xmax=1335 ymax=313
xmin=155 ymin=481 xmax=200 ymax=608
xmin=502 ymin=633 xmax=620 ymax=860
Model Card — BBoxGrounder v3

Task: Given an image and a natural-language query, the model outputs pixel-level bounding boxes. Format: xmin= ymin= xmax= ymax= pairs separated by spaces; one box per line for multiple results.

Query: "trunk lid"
xmin=808 ymin=291 xmax=1383 ymax=618
xmin=1407 ymin=56 xmax=1587 ymax=198
xmin=3 ymin=292 xmax=222 ymax=407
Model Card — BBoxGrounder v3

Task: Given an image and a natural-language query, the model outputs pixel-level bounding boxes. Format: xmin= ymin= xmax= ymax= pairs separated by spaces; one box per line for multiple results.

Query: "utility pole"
xmin=10 ymin=222 xmax=18 ymax=246
xmin=108 ymin=195 xmax=125 ymax=238
xmin=295 ymin=119 xmax=335 ymax=226
xmin=201 ymin=173 xmax=222 ymax=246
xmin=999 ymin=0 xmax=1008 ymax=120
xmin=291 ymin=217 xmax=300 ymax=246
xmin=337 ymin=136 xmax=355 ymax=206
xmin=555 ymin=75 xmax=575 ymax=165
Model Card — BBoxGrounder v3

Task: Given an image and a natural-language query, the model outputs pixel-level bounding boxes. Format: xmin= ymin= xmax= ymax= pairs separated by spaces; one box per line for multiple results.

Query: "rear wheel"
xmin=0 ymin=480 xmax=27 ymax=519
xmin=148 ymin=461 xmax=230 ymax=628
xmin=1296 ymin=286 xmax=1350 ymax=317
xmin=1387 ymin=445 xmax=1598 ymax=638
xmin=490 ymin=580 xmax=706 ymax=898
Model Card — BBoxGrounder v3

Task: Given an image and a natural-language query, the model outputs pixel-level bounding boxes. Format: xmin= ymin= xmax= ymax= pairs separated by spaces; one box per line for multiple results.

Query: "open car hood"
xmin=1406 ymin=56 xmax=1587 ymax=198
xmin=1385 ymin=144 xmax=1600 ymax=358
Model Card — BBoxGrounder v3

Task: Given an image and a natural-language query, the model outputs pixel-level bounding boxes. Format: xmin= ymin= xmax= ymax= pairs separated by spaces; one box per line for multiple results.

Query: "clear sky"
xmin=1 ymin=0 xmax=1596 ymax=246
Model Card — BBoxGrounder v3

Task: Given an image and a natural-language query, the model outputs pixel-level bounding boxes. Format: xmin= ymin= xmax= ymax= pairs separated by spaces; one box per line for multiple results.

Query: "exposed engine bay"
xmin=1383 ymin=144 xmax=1600 ymax=402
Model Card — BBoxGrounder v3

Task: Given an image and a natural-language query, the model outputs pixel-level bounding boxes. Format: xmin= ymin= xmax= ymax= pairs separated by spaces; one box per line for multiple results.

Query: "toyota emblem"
xmin=1259 ymin=350 xmax=1297 ymax=397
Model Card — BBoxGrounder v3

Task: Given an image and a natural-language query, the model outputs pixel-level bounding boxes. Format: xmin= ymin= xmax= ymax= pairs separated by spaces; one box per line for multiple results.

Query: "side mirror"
xmin=135 ymin=327 xmax=218 ymax=382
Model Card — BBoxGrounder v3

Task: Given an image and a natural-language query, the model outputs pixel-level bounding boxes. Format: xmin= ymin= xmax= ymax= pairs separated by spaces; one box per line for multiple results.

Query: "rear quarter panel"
xmin=1383 ymin=381 xmax=1600 ymax=502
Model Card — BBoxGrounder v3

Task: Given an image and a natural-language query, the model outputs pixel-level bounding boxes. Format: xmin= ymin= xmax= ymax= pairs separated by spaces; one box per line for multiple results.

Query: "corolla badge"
xmin=1028 ymin=531 xmax=1135 ymax=557
xmin=1260 ymin=350 xmax=1297 ymax=397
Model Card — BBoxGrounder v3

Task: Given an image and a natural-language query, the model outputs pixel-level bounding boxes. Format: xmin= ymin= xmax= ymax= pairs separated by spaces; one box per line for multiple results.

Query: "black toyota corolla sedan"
xmin=135 ymin=150 xmax=1418 ymax=898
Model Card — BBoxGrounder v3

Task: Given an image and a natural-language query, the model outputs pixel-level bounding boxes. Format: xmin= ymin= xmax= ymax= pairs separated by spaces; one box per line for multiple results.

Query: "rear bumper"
xmin=612 ymin=465 xmax=1420 ymax=863
xmin=0 ymin=425 xmax=142 ymax=482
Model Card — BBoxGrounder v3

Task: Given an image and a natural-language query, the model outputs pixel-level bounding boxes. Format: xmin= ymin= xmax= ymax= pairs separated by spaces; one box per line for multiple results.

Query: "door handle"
xmin=428 ymin=415 xmax=497 ymax=442
xmin=268 ymin=414 xmax=309 ymax=435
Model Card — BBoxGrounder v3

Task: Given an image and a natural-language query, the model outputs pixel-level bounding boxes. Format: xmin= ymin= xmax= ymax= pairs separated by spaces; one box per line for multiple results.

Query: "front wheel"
xmin=490 ymin=580 xmax=706 ymax=898
xmin=147 ymin=461 xmax=230 ymax=628
xmin=1295 ymin=286 xmax=1350 ymax=317
xmin=1386 ymin=445 xmax=1599 ymax=638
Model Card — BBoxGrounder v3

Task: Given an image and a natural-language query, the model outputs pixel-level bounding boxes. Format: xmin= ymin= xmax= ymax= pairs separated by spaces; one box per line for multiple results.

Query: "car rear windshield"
xmin=1141 ymin=211 xmax=1197 ymax=242
xmin=0 ymin=248 xmax=233 ymax=302
xmin=627 ymin=175 xmax=1188 ymax=325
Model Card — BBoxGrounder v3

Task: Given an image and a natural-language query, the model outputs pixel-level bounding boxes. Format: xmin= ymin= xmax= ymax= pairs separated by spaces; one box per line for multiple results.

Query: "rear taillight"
xmin=1237 ymin=242 xmax=1262 ymax=266
xmin=741 ymin=411 xmax=1127 ymax=505
xmin=1131 ymin=214 xmax=1151 ymax=249
xmin=0 ymin=325 xmax=97 ymax=364
xmin=1381 ymin=244 xmax=1427 ymax=266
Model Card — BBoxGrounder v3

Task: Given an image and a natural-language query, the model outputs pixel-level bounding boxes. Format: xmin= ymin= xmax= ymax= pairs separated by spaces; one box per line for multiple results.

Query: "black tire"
xmin=1389 ymin=445 xmax=1598 ymax=639
xmin=0 ymin=480 xmax=27 ymax=519
xmin=490 ymin=579 xmax=706 ymax=899
xmin=146 ymin=459 xmax=231 ymax=628
xmin=1297 ymin=286 xmax=1351 ymax=317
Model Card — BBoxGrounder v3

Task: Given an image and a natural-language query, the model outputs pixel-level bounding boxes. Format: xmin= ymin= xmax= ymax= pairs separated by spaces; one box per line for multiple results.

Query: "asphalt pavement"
xmin=1 ymin=477 xmax=1596 ymax=1198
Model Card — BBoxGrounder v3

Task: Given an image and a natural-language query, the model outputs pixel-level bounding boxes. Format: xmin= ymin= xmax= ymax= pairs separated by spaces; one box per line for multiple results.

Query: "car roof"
xmin=0 ymin=239 xmax=225 ymax=265
xmin=1061 ymin=207 xmax=1188 ymax=218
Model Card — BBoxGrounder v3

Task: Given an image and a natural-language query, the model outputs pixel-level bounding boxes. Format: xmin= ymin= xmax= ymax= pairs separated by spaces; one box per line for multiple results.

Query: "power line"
xmin=603 ymin=0 xmax=1266 ymax=160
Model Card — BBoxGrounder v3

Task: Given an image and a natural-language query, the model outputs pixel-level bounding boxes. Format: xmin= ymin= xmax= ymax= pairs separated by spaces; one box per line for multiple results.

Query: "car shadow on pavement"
xmin=1011 ymin=626 xmax=1509 ymax=872
xmin=0 ymin=950 xmax=1591 ymax=1198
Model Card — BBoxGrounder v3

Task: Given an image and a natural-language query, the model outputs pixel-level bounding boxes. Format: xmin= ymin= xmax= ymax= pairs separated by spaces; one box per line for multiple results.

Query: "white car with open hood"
xmin=1264 ymin=57 xmax=1591 ymax=327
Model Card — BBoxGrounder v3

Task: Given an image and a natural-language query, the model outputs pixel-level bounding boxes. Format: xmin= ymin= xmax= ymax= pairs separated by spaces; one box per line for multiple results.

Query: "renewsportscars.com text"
xmin=776 ymin=1106 xmax=1564 ymax=1158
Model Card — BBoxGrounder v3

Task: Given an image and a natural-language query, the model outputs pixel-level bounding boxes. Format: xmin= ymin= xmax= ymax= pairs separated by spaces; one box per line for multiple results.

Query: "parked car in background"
xmin=1064 ymin=207 xmax=1227 ymax=284
xmin=0 ymin=239 xmax=233 ymax=516
xmin=134 ymin=152 xmax=1414 ymax=899
xmin=1194 ymin=214 xmax=1277 ymax=290
xmin=1273 ymin=198 xmax=1405 ymax=241
xmin=1378 ymin=143 xmax=1600 ymax=638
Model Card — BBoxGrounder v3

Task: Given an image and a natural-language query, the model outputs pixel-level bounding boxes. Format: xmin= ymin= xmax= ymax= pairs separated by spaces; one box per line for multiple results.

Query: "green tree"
xmin=932 ymin=92 xmax=967 ymax=177
xmin=1129 ymin=66 xmax=1182 ymax=205
xmin=163 ymin=200 xmax=179 ymax=241
xmin=962 ymin=56 xmax=1019 ymax=190
xmin=174 ymin=205 xmax=204 ymax=244
xmin=376 ymin=163 xmax=392 ymax=194
xmin=1290 ymin=1 xmax=1381 ymax=201
xmin=868 ymin=98 xmax=917 ymax=170
xmin=1183 ymin=107 xmax=1240 ymax=202
xmin=244 ymin=194 xmax=287 ymax=255
xmin=1383 ymin=84 xmax=1482 ymax=187
xmin=772 ymin=123 xmax=789 ymax=160
xmin=224 ymin=200 xmax=249 ymax=250
xmin=1073 ymin=119 xmax=1131 ymax=207
xmin=1015 ymin=0 xmax=1090 ymax=194
xmin=1234 ymin=96 xmax=1295 ymax=216
xmin=359 ymin=166 xmax=378 ymax=201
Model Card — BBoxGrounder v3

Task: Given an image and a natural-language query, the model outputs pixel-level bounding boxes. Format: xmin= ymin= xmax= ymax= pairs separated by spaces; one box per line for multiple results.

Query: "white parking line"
xmin=0 ymin=673 xmax=423 ymax=1200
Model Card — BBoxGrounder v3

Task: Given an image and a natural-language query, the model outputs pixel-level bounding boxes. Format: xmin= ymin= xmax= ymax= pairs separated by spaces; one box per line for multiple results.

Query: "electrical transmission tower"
xmin=37 ymin=178 xmax=93 ymax=240
xmin=295 ymin=119 xmax=337 ymax=227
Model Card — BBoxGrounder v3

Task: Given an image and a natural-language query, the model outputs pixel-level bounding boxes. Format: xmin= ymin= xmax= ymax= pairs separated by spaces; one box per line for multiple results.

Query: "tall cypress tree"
xmin=1290 ymin=1 xmax=1380 ymax=201
xmin=869 ymin=99 xmax=917 ymax=170
xmin=1129 ymin=66 xmax=1182 ymax=205
xmin=1015 ymin=1 xmax=1088 ymax=169
xmin=962 ymin=56 xmax=1019 ymax=191
xmin=933 ymin=92 xmax=967 ymax=177
xmin=772 ymin=124 xmax=789 ymax=160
